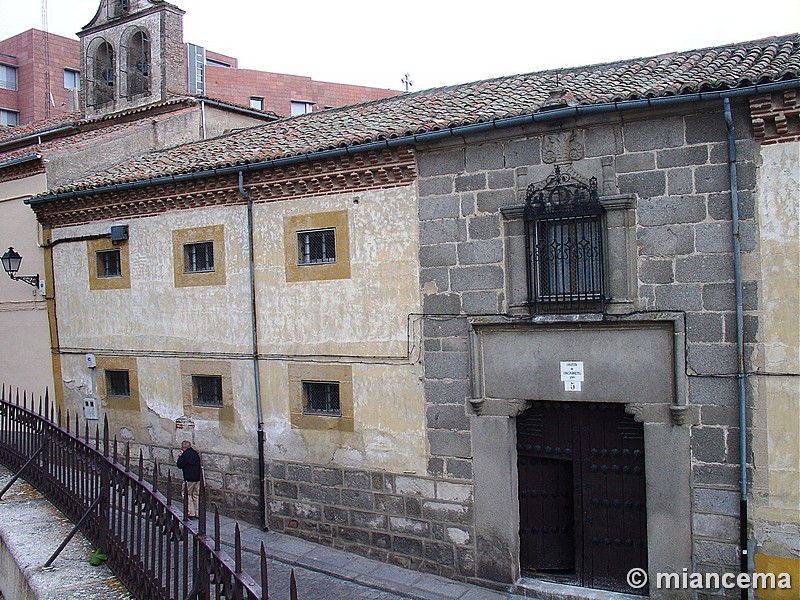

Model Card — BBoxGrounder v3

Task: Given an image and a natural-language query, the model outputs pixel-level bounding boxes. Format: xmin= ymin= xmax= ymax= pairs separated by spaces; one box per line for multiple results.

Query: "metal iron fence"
xmin=0 ymin=386 xmax=294 ymax=600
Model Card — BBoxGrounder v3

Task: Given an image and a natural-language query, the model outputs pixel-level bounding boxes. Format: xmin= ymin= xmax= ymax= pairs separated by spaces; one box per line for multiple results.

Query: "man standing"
xmin=176 ymin=440 xmax=202 ymax=519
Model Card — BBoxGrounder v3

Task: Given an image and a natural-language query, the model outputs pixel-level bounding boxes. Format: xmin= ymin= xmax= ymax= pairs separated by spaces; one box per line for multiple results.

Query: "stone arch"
xmin=86 ymin=37 xmax=115 ymax=107
xmin=122 ymin=26 xmax=150 ymax=98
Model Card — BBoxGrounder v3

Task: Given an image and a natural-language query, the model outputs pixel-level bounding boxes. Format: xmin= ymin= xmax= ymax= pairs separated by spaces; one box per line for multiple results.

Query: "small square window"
xmin=184 ymin=241 xmax=214 ymax=273
xmin=297 ymin=229 xmax=335 ymax=265
xmin=64 ymin=69 xmax=80 ymax=90
xmin=0 ymin=65 xmax=17 ymax=91
xmin=105 ymin=370 xmax=130 ymax=397
xmin=192 ymin=375 xmax=223 ymax=407
xmin=96 ymin=249 xmax=121 ymax=278
xmin=302 ymin=381 xmax=340 ymax=416
xmin=250 ymin=96 xmax=264 ymax=110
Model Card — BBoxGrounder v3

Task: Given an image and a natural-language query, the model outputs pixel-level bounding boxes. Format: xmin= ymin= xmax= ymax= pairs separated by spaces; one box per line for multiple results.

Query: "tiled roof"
xmin=0 ymin=95 xmax=277 ymax=146
xmin=39 ymin=34 xmax=800 ymax=197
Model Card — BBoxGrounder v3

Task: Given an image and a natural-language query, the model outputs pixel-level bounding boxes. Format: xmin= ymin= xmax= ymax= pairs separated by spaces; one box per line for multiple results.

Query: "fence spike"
xmin=214 ymin=506 xmax=221 ymax=551
xmin=113 ymin=436 xmax=118 ymax=463
xmin=260 ymin=542 xmax=269 ymax=598
xmin=64 ymin=410 xmax=70 ymax=434
xmin=198 ymin=478 xmax=207 ymax=535
xmin=103 ymin=415 xmax=109 ymax=457
xmin=57 ymin=406 xmax=62 ymax=428
xmin=84 ymin=420 xmax=89 ymax=444
xmin=290 ymin=569 xmax=298 ymax=600
xmin=152 ymin=462 xmax=159 ymax=494
xmin=94 ymin=422 xmax=99 ymax=450
xmin=166 ymin=471 xmax=172 ymax=506
xmin=45 ymin=389 xmax=51 ymax=422
xmin=125 ymin=443 xmax=131 ymax=472
xmin=235 ymin=523 xmax=242 ymax=574
xmin=1 ymin=383 xmax=4 ymax=402
xmin=75 ymin=413 xmax=80 ymax=437
xmin=37 ymin=395 xmax=42 ymax=418
xmin=138 ymin=449 xmax=144 ymax=481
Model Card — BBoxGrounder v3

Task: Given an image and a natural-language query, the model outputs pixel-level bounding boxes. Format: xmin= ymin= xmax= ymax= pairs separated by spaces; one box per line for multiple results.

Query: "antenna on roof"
xmin=41 ymin=0 xmax=52 ymax=118
xmin=401 ymin=73 xmax=413 ymax=93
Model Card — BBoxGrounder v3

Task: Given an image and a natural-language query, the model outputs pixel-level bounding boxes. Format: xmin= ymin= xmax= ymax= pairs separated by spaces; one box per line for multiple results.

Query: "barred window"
xmin=184 ymin=241 xmax=214 ymax=273
xmin=525 ymin=166 xmax=605 ymax=313
xmin=96 ymin=249 xmax=121 ymax=278
xmin=105 ymin=370 xmax=130 ymax=397
xmin=297 ymin=229 xmax=336 ymax=265
xmin=192 ymin=375 xmax=223 ymax=407
xmin=302 ymin=381 xmax=340 ymax=416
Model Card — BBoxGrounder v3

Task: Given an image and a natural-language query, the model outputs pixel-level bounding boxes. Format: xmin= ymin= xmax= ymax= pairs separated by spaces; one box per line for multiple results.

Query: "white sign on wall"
xmin=560 ymin=361 xmax=584 ymax=391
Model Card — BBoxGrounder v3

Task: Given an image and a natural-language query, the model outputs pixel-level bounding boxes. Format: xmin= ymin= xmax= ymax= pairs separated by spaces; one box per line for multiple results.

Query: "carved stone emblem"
xmin=541 ymin=130 xmax=585 ymax=164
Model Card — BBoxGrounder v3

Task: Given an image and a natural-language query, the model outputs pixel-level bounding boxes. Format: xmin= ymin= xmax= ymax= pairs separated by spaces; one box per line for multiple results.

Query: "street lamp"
xmin=1 ymin=247 xmax=39 ymax=288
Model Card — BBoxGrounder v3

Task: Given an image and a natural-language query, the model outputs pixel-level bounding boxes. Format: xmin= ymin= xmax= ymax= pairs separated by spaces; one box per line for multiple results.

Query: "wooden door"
xmin=517 ymin=402 xmax=648 ymax=595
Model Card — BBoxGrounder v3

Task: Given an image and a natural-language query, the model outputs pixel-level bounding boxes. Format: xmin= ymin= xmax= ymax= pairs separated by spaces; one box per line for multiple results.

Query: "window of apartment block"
xmin=173 ymin=225 xmax=225 ymax=287
xmin=297 ymin=228 xmax=336 ymax=265
xmin=192 ymin=375 xmax=223 ymax=407
xmin=105 ymin=370 xmax=130 ymax=397
xmin=0 ymin=109 xmax=18 ymax=127
xmin=284 ymin=211 xmax=350 ymax=283
xmin=96 ymin=249 xmax=121 ymax=278
xmin=290 ymin=101 xmax=313 ymax=116
xmin=250 ymin=97 xmax=264 ymax=110
xmin=64 ymin=69 xmax=81 ymax=90
xmin=524 ymin=166 xmax=605 ymax=313
xmin=302 ymin=381 xmax=341 ymax=416
xmin=0 ymin=64 xmax=18 ymax=91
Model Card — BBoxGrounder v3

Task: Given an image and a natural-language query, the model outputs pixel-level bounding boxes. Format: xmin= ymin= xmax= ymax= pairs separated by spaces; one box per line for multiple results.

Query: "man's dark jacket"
xmin=176 ymin=447 xmax=202 ymax=482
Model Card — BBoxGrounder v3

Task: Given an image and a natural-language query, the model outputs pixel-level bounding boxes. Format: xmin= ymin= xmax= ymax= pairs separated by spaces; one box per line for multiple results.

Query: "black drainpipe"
xmin=238 ymin=170 xmax=267 ymax=530
xmin=723 ymin=97 xmax=749 ymax=599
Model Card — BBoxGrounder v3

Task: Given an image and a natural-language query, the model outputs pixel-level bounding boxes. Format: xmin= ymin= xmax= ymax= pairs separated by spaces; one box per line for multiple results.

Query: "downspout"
xmin=238 ymin=171 xmax=266 ymax=530
xmin=200 ymin=100 xmax=207 ymax=140
xmin=723 ymin=97 xmax=749 ymax=596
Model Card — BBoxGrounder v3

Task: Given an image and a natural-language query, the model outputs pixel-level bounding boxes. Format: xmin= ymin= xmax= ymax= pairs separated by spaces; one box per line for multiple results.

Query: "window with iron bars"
xmin=105 ymin=370 xmax=130 ymax=397
xmin=302 ymin=381 xmax=340 ymax=416
xmin=297 ymin=229 xmax=336 ymax=265
xmin=525 ymin=166 xmax=605 ymax=313
xmin=96 ymin=249 xmax=121 ymax=278
xmin=184 ymin=241 xmax=214 ymax=273
xmin=192 ymin=375 xmax=223 ymax=407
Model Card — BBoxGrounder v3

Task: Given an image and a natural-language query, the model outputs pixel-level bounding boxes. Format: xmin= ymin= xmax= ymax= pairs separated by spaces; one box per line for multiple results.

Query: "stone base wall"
xmin=265 ymin=460 xmax=477 ymax=580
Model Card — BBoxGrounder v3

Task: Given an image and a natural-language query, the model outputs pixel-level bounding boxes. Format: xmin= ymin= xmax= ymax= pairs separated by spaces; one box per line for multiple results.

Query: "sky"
xmin=1 ymin=0 xmax=799 ymax=92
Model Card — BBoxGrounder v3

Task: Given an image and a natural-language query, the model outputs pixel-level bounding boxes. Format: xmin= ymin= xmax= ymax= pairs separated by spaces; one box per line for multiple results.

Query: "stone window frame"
xmin=122 ymin=26 xmax=151 ymax=99
xmin=88 ymin=237 xmax=130 ymax=290
xmin=96 ymin=355 xmax=139 ymax=411
xmin=502 ymin=165 xmax=638 ymax=316
xmin=172 ymin=225 xmax=226 ymax=288
xmin=179 ymin=360 xmax=234 ymax=422
xmin=284 ymin=210 xmax=351 ymax=283
xmin=288 ymin=363 xmax=353 ymax=431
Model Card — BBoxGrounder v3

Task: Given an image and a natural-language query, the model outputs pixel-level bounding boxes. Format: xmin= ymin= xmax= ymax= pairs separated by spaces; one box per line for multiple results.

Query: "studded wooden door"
xmin=517 ymin=402 xmax=648 ymax=595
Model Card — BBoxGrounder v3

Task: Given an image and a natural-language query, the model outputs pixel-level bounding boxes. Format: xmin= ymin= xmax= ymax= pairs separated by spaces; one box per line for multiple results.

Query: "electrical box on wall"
xmin=110 ymin=225 xmax=129 ymax=244
xmin=85 ymin=353 xmax=97 ymax=369
xmin=83 ymin=397 xmax=99 ymax=420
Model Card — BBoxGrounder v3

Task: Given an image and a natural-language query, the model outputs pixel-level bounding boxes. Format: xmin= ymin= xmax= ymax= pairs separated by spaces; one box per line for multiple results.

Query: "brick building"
xmin=25 ymin=33 xmax=799 ymax=599
xmin=0 ymin=1 xmax=397 ymax=126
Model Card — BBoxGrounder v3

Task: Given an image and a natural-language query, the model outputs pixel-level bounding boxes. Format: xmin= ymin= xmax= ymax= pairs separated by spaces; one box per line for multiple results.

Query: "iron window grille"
xmin=297 ymin=229 xmax=336 ymax=265
xmin=184 ymin=241 xmax=214 ymax=273
xmin=524 ymin=166 xmax=606 ymax=314
xmin=96 ymin=249 xmax=121 ymax=278
xmin=192 ymin=375 xmax=223 ymax=407
xmin=302 ymin=381 xmax=340 ymax=416
xmin=105 ymin=370 xmax=130 ymax=397
xmin=123 ymin=31 xmax=150 ymax=97
xmin=89 ymin=41 xmax=115 ymax=107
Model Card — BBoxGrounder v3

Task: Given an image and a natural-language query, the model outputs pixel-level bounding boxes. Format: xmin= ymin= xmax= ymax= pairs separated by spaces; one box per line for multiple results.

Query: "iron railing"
xmin=0 ymin=386 xmax=294 ymax=600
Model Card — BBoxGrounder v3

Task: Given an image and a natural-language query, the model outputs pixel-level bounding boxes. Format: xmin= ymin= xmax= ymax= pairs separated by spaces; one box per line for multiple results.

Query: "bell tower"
xmin=78 ymin=0 xmax=187 ymax=117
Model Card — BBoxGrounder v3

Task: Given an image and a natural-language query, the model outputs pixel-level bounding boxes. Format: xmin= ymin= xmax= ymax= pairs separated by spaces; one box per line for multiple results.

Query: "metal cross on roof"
xmin=401 ymin=73 xmax=413 ymax=93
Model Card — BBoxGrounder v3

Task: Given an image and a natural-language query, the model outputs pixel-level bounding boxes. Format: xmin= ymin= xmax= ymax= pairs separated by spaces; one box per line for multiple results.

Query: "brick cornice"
xmin=32 ymin=146 xmax=417 ymax=228
xmin=0 ymin=159 xmax=46 ymax=184
xmin=750 ymin=89 xmax=800 ymax=144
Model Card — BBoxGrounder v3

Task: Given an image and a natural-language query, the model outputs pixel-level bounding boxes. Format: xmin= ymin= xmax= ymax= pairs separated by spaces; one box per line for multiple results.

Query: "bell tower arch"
xmin=78 ymin=0 xmax=187 ymax=116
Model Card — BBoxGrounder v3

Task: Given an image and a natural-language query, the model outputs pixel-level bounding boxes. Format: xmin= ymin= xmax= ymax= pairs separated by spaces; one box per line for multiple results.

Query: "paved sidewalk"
xmin=210 ymin=511 xmax=530 ymax=600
